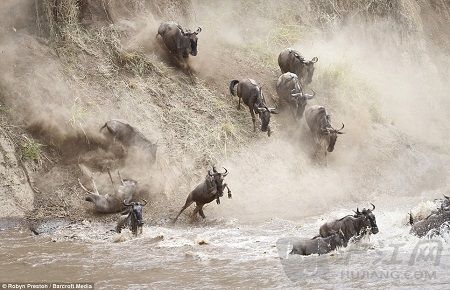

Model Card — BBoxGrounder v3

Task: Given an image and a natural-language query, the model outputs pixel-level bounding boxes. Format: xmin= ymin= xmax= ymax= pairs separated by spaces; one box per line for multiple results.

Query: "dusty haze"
xmin=0 ymin=0 xmax=449 ymax=223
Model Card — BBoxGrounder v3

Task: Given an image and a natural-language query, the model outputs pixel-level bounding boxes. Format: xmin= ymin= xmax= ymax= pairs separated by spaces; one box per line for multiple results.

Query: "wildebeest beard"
xmin=190 ymin=38 xmax=198 ymax=56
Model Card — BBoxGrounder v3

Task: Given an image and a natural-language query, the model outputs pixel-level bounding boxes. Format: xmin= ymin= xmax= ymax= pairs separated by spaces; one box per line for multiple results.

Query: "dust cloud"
xmin=0 ymin=0 xmax=449 ymax=222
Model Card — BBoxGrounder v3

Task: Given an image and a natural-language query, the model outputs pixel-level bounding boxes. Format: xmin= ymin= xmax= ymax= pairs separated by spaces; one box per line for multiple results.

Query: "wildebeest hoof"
xmin=216 ymin=198 xmax=220 ymax=204
xmin=228 ymin=193 xmax=232 ymax=199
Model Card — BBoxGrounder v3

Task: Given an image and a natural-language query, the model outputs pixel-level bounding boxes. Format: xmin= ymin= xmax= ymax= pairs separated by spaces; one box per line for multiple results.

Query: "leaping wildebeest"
xmin=116 ymin=199 xmax=147 ymax=236
xmin=174 ymin=167 xmax=231 ymax=222
xmin=290 ymin=230 xmax=346 ymax=256
xmin=319 ymin=204 xmax=379 ymax=244
xmin=276 ymin=72 xmax=315 ymax=120
xmin=80 ymin=170 xmax=138 ymax=214
xmin=305 ymin=105 xmax=344 ymax=164
xmin=278 ymin=48 xmax=318 ymax=85
xmin=229 ymin=78 xmax=278 ymax=136
xmin=100 ymin=119 xmax=158 ymax=165
xmin=156 ymin=21 xmax=202 ymax=59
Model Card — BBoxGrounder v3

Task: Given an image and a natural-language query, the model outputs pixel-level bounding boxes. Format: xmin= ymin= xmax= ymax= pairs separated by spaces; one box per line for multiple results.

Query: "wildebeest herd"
xmin=76 ymin=21 xmax=449 ymax=255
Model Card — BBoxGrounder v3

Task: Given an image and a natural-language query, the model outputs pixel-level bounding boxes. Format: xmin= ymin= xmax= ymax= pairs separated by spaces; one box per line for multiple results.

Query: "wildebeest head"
xmin=292 ymin=52 xmax=318 ymax=85
xmin=303 ymin=57 xmax=318 ymax=84
xmin=321 ymin=116 xmax=345 ymax=152
xmin=124 ymin=199 xmax=147 ymax=226
xmin=354 ymin=203 xmax=379 ymax=234
xmin=291 ymin=88 xmax=315 ymax=119
xmin=257 ymin=106 xmax=278 ymax=133
xmin=208 ymin=166 xmax=228 ymax=192
xmin=181 ymin=27 xmax=202 ymax=56
xmin=256 ymin=89 xmax=278 ymax=133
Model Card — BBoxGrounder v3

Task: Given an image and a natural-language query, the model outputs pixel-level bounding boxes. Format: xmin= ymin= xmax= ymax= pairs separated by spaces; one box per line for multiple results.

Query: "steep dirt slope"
xmin=1 ymin=0 xmax=450 ymax=226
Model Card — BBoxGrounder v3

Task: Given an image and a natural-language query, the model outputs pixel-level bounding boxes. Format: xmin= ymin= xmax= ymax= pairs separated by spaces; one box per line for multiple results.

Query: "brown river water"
xmin=1 ymin=193 xmax=450 ymax=290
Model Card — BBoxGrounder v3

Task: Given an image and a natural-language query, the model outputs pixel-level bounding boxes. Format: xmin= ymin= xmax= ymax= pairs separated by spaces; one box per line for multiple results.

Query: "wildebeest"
xmin=305 ymin=105 xmax=344 ymax=163
xmin=410 ymin=210 xmax=450 ymax=237
xmin=80 ymin=171 xmax=138 ymax=214
xmin=319 ymin=204 xmax=379 ymax=243
xmin=116 ymin=199 xmax=147 ymax=236
xmin=100 ymin=119 xmax=157 ymax=164
xmin=410 ymin=195 xmax=450 ymax=237
xmin=276 ymin=72 xmax=315 ymax=120
xmin=290 ymin=230 xmax=346 ymax=256
xmin=278 ymin=48 xmax=318 ymax=85
xmin=156 ymin=21 xmax=202 ymax=58
xmin=229 ymin=78 xmax=278 ymax=136
xmin=174 ymin=167 xmax=231 ymax=222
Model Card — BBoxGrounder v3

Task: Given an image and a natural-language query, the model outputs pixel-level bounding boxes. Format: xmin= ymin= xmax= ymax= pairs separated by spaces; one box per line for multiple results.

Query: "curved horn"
xmin=140 ymin=199 xmax=148 ymax=206
xmin=195 ymin=27 xmax=202 ymax=34
xmin=222 ymin=167 xmax=228 ymax=177
xmin=444 ymin=194 xmax=449 ymax=200
xmin=356 ymin=207 xmax=360 ymax=214
xmin=303 ymin=89 xmax=316 ymax=99
xmin=123 ymin=199 xmax=133 ymax=206
xmin=338 ymin=123 xmax=345 ymax=131
xmin=371 ymin=203 xmax=375 ymax=211
xmin=177 ymin=24 xmax=185 ymax=35
xmin=212 ymin=166 xmax=218 ymax=173
xmin=311 ymin=57 xmax=318 ymax=63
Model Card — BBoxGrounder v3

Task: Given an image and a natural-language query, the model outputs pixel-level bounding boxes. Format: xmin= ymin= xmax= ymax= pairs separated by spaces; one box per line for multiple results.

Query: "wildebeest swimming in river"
xmin=229 ymin=78 xmax=278 ymax=136
xmin=278 ymin=48 xmax=318 ymax=85
xmin=409 ymin=195 xmax=450 ymax=237
xmin=80 ymin=169 xmax=138 ymax=214
xmin=305 ymin=105 xmax=344 ymax=164
xmin=156 ymin=21 xmax=202 ymax=59
xmin=276 ymin=72 xmax=315 ymax=120
xmin=116 ymin=199 xmax=147 ymax=236
xmin=100 ymin=119 xmax=157 ymax=165
xmin=290 ymin=230 xmax=346 ymax=256
xmin=319 ymin=204 xmax=379 ymax=244
xmin=174 ymin=167 xmax=231 ymax=222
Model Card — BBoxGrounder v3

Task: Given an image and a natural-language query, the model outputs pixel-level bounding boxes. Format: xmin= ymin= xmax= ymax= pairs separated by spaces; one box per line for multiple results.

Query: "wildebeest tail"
xmin=229 ymin=80 xmax=239 ymax=96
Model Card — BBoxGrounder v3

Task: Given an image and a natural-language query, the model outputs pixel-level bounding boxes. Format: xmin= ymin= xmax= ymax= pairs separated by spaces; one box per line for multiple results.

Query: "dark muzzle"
xmin=371 ymin=226 xmax=379 ymax=234
xmin=132 ymin=205 xmax=144 ymax=226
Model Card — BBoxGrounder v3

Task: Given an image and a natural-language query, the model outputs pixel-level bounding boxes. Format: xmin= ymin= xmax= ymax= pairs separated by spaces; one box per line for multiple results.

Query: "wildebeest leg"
xmin=117 ymin=171 xmax=125 ymax=186
xmin=116 ymin=213 xmax=130 ymax=233
xmin=198 ymin=205 xmax=206 ymax=219
xmin=131 ymin=222 xmax=138 ymax=236
xmin=174 ymin=197 xmax=194 ymax=222
xmin=223 ymin=183 xmax=232 ymax=198
xmin=90 ymin=177 xmax=100 ymax=195
xmin=191 ymin=203 xmax=203 ymax=222
xmin=107 ymin=169 xmax=117 ymax=194
xmin=250 ymin=108 xmax=256 ymax=132
xmin=237 ymin=97 xmax=241 ymax=110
